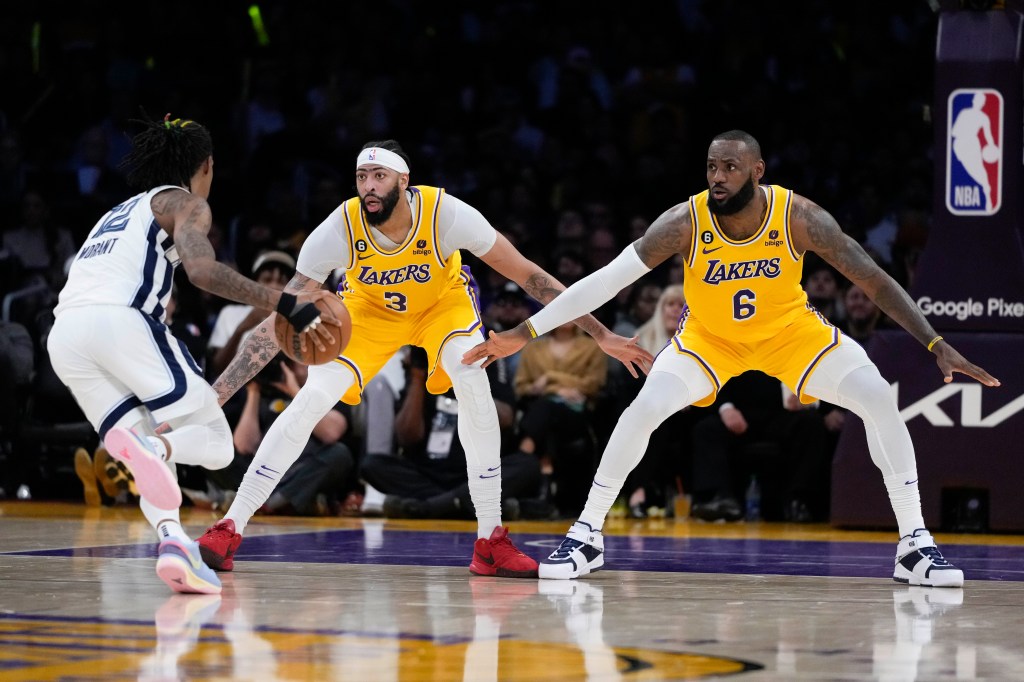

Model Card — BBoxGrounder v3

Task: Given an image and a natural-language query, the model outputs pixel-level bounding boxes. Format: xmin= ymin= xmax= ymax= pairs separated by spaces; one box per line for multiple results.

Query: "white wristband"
xmin=529 ymin=245 xmax=650 ymax=337
xmin=718 ymin=402 xmax=736 ymax=415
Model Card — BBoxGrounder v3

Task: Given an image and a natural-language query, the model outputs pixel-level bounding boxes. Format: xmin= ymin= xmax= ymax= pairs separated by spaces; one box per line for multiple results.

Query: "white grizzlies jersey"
xmin=55 ymin=185 xmax=182 ymax=323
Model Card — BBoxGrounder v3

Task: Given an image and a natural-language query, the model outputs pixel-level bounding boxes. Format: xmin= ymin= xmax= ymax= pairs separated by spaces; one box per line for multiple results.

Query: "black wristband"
xmin=288 ymin=302 xmax=321 ymax=331
xmin=276 ymin=292 xmax=297 ymax=316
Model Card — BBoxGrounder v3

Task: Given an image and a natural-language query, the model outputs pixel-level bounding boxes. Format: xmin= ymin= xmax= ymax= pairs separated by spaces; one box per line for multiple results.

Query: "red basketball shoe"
xmin=469 ymin=526 xmax=538 ymax=578
xmin=197 ymin=519 xmax=243 ymax=572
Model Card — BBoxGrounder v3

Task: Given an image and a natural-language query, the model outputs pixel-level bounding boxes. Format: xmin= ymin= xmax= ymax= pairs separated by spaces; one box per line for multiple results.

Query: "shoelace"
xmin=550 ymin=536 xmax=584 ymax=560
xmin=919 ymin=546 xmax=952 ymax=566
xmin=492 ymin=534 xmax=527 ymax=557
xmin=210 ymin=525 xmax=235 ymax=541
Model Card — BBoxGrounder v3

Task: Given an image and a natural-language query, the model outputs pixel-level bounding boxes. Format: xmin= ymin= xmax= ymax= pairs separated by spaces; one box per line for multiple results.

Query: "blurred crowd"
xmin=1 ymin=1 xmax=938 ymax=520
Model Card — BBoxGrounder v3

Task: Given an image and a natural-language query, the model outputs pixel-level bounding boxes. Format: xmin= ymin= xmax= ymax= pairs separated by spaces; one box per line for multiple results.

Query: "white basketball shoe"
xmin=893 ymin=529 xmax=964 ymax=588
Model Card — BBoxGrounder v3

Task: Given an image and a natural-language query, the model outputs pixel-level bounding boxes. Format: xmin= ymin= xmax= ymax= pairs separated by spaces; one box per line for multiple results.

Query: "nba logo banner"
xmin=946 ymin=88 xmax=1003 ymax=216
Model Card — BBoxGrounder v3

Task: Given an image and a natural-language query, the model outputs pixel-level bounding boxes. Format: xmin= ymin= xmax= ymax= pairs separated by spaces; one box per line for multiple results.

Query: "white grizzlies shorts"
xmin=48 ymin=305 xmax=216 ymax=439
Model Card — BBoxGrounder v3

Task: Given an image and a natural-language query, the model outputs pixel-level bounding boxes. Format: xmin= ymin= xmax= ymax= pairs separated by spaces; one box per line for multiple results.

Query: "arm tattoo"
xmin=151 ymin=189 xmax=192 ymax=218
xmin=520 ymin=271 xmax=605 ymax=337
xmin=795 ymin=199 xmax=877 ymax=281
xmin=635 ymin=204 xmax=689 ymax=267
xmin=520 ymin=272 xmax=562 ymax=304
xmin=795 ymin=196 xmax=937 ymax=345
xmin=175 ymin=200 xmax=279 ymax=310
xmin=210 ymin=273 xmax=324 ymax=402
xmin=285 ymin=273 xmax=323 ymax=293
xmin=211 ymin=319 xmax=281 ymax=403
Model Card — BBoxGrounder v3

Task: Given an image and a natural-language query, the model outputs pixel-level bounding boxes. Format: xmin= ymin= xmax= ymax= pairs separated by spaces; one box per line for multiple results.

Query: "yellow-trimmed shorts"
xmin=334 ymin=285 xmax=483 ymax=405
xmin=668 ymin=308 xmax=841 ymax=407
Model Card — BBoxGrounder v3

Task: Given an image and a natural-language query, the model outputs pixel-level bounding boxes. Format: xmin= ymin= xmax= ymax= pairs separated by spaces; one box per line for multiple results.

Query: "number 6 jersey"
xmin=683 ymin=184 xmax=808 ymax=343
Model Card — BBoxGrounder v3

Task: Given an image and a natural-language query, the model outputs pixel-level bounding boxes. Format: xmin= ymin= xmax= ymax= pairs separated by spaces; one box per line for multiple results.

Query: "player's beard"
xmin=362 ymin=185 xmax=402 ymax=226
xmin=709 ymin=174 xmax=755 ymax=216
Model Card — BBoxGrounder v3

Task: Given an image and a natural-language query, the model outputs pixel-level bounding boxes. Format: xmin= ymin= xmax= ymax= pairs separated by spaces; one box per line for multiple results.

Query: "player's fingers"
xmin=623 ymin=359 xmax=639 ymax=379
xmin=307 ymin=328 xmax=327 ymax=353
xmin=315 ymin=325 xmax=336 ymax=347
xmin=961 ymin=363 xmax=1000 ymax=387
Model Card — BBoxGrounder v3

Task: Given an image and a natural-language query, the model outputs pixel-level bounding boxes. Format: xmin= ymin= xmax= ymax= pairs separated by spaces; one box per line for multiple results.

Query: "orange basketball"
xmin=274 ymin=294 xmax=352 ymax=365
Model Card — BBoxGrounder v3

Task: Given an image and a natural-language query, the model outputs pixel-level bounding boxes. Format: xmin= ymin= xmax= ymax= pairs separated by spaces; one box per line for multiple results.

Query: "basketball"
xmin=982 ymin=145 xmax=999 ymax=164
xmin=274 ymin=294 xmax=352 ymax=365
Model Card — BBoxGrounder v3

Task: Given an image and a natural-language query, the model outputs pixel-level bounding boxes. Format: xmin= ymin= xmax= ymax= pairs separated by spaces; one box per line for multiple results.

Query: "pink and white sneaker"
xmin=104 ymin=427 xmax=181 ymax=509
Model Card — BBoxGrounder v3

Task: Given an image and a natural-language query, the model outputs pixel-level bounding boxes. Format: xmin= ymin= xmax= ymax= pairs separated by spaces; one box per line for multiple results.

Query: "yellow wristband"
xmin=525 ymin=319 xmax=538 ymax=339
xmin=926 ymin=335 xmax=943 ymax=352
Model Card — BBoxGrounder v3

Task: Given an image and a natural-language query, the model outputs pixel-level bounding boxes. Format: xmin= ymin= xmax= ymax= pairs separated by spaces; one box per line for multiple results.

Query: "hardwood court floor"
xmin=1 ymin=502 xmax=1023 ymax=681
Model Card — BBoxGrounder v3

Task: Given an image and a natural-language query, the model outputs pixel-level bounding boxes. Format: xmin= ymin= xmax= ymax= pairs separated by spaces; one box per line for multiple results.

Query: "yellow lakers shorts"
xmin=668 ymin=308 xmax=841 ymax=406
xmin=334 ymin=286 xmax=483 ymax=405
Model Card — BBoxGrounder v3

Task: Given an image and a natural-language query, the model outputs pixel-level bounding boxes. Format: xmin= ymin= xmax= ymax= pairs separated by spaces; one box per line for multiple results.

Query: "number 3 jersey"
xmin=55 ymin=185 xmax=182 ymax=323
xmin=337 ymin=186 xmax=467 ymax=313
xmin=683 ymin=185 xmax=810 ymax=343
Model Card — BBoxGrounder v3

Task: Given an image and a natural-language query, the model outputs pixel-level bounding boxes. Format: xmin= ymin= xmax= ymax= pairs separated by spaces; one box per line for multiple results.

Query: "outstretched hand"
xmin=933 ymin=341 xmax=1000 ymax=386
xmin=596 ymin=333 xmax=654 ymax=378
xmin=462 ymin=328 xmax=530 ymax=368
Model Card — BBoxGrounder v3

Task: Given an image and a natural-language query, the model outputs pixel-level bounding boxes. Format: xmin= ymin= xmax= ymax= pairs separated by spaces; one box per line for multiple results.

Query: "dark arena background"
xmin=1 ymin=1 xmax=1022 ymax=680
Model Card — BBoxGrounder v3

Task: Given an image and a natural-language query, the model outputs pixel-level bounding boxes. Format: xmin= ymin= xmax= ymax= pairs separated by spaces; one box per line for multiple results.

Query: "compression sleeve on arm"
xmin=529 ymin=245 xmax=651 ymax=337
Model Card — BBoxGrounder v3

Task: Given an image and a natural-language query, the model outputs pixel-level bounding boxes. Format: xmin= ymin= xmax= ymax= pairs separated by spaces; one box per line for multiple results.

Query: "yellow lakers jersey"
xmin=339 ymin=186 xmax=464 ymax=315
xmin=683 ymin=185 xmax=808 ymax=342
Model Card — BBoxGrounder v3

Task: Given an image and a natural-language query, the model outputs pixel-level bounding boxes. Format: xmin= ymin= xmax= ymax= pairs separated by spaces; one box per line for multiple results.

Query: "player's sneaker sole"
xmin=105 ymin=427 xmax=180 ymax=509
xmin=893 ymin=563 xmax=964 ymax=588
xmin=156 ymin=539 xmax=222 ymax=594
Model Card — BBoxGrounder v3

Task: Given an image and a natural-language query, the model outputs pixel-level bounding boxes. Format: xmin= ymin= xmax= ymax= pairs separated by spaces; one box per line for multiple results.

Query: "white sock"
xmin=884 ymin=471 xmax=926 ymax=538
xmin=467 ymin=465 xmax=502 ymax=539
xmin=579 ymin=471 xmax=623 ymax=531
xmin=157 ymin=519 xmax=189 ymax=543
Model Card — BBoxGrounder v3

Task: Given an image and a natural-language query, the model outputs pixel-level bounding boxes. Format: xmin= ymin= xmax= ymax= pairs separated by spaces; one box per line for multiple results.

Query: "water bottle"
xmin=745 ymin=476 xmax=761 ymax=522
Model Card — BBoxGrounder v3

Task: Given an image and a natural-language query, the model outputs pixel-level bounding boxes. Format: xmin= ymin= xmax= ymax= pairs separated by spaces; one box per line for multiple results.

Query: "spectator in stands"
xmin=803 ymin=257 xmax=847 ymax=329
xmin=689 ymin=371 xmax=829 ymax=523
xmin=0 ymin=320 xmax=34 ymax=494
xmin=2 ymin=190 xmax=76 ymax=291
xmin=612 ymin=280 xmax=661 ymax=340
xmin=620 ymin=284 xmax=689 ymax=517
xmin=842 ymin=283 xmax=884 ymax=345
xmin=514 ymin=319 xmax=607 ymax=516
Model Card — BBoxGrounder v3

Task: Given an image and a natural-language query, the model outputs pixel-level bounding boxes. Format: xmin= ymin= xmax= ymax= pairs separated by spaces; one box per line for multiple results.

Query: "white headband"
xmin=356 ymin=147 xmax=409 ymax=174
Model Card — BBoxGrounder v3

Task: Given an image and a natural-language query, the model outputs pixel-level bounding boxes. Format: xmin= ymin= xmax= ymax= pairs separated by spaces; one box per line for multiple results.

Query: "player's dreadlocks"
xmin=121 ymin=113 xmax=213 ymax=191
